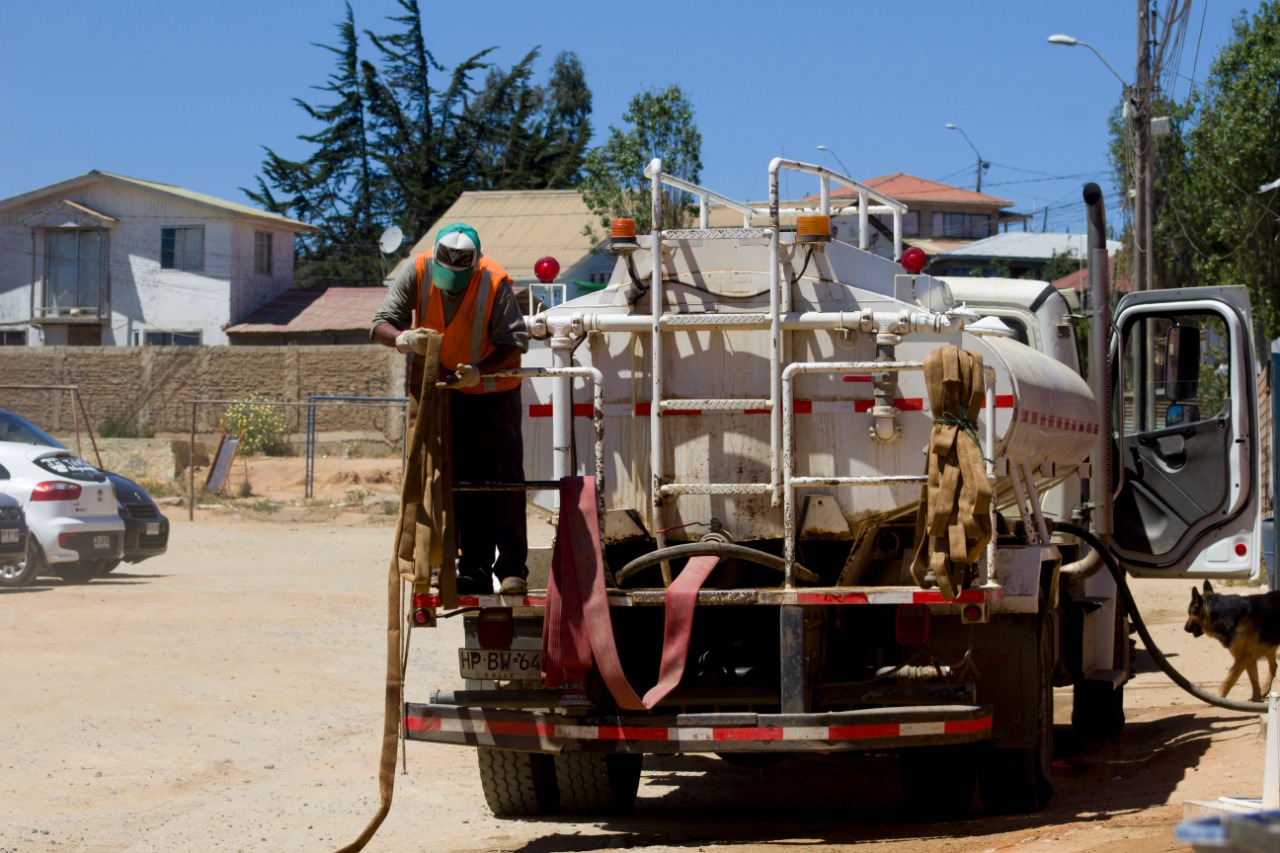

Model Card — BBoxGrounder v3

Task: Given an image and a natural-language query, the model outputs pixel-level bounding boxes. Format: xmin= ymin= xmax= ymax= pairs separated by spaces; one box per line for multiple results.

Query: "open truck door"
xmin=1108 ymin=285 xmax=1260 ymax=578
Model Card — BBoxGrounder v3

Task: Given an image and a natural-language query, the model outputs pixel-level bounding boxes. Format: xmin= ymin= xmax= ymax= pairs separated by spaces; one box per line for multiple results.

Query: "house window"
xmin=45 ymin=229 xmax=106 ymax=312
xmin=0 ymin=331 xmax=25 ymax=346
xmin=254 ymin=232 xmax=273 ymax=275
xmin=932 ymin=212 xmax=992 ymax=239
xmin=872 ymin=211 xmax=920 ymax=237
xmin=144 ymin=330 xmax=202 ymax=346
xmin=161 ymin=226 xmax=204 ymax=271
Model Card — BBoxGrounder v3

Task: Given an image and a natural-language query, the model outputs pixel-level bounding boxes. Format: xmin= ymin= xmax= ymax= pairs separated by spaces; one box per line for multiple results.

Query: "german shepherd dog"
xmin=1185 ymin=580 xmax=1280 ymax=702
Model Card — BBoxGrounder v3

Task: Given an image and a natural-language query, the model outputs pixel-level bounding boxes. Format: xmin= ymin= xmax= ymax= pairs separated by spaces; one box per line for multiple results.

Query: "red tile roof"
xmin=803 ymin=173 xmax=1013 ymax=208
xmin=226 ymin=288 xmax=388 ymax=335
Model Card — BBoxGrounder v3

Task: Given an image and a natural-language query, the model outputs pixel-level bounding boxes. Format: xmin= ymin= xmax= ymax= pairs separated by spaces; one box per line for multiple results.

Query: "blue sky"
xmin=0 ymin=0 xmax=1263 ymax=239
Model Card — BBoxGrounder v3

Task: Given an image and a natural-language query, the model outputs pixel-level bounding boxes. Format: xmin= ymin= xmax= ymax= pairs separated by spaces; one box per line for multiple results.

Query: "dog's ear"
xmin=1191 ymin=587 xmax=1202 ymax=606
xmin=1204 ymin=580 xmax=1215 ymax=595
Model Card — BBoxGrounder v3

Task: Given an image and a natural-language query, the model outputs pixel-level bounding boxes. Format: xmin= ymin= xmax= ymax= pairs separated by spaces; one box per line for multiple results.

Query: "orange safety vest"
xmin=414 ymin=253 xmax=521 ymax=394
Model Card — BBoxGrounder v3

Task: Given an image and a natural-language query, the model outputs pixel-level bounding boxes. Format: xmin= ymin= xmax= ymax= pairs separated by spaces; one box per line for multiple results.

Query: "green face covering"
xmin=431 ymin=223 xmax=481 ymax=292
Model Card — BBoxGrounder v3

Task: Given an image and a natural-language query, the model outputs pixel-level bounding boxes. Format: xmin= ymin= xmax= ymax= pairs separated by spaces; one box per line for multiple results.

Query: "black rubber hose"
xmin=615 ymin=542 xmax=820 ymax=587
xmin=1056 ymin=522 xmax=1268 ymax=714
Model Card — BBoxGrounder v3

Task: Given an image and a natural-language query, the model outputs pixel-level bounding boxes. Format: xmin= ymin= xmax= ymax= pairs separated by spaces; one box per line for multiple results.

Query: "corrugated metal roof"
xmin=935 ymin=232 xmax=1122 ymax=261
xmin=226 ymin=288 xmax=387 ymax=335
xmin=394 ymin=190 xmax=602 ymax=279
xmin=0 ymin=171 xmax=317 ymax=232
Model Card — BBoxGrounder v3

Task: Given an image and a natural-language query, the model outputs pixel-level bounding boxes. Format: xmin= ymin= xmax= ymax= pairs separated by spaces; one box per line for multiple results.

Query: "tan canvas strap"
xmin=336 ymin=332 xmax=454 ymax=852
xmin=910 ymin=344 xmax=992 ymax=599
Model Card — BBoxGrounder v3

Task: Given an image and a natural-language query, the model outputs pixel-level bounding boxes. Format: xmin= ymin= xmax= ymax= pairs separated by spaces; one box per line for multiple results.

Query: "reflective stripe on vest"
xmin=413 ymin=253 xmax=520 ymax=394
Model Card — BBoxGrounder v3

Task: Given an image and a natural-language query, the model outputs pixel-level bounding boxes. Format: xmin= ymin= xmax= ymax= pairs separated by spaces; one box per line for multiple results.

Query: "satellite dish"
xmin=378 ymin=226 xmax=404 ymax=254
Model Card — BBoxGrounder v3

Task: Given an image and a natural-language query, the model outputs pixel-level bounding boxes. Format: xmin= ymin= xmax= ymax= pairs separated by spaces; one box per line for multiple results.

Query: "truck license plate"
xmin=1 ymin=529 xmax=16 ymax=544
xmin=145 ymin=522 xmax=160 ymax=536
xmin=459 ymin=648 xmax=542 ymax=680
xmin=93 ymin=535 xmax=111 ymax=550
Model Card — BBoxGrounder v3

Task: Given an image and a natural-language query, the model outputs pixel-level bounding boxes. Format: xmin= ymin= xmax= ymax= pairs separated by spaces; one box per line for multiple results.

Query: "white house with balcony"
xmin=0 ymin=171 xmax=316 ymax=346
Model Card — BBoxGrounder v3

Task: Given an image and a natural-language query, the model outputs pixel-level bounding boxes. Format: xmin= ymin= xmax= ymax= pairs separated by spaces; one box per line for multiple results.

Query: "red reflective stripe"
xmin=828 ymin=723 xmax=900 ymax=740
xmin=945 ymin=716 xmax=993 ymax=734
xmin=795 ymin=592 xmax=871 ymax=605
xmin=854 ymin=401 xmax=873 ymax=413
xmin=528 ymin=404 xmax=598 ymax=418
xmin=794 ymin=401 xmax=812 ymax=414
xmin=597 ymin=725 xmax=671 ymax=741
xmin=744 ymin=408 xmax=771 ymax=415
xmin=488 ymin=720 xmax=557 ymax=737
xmin=896 ymin=399 xmax=924 ymax=411
xmin=995 ymin=395 xmax=1014 ymax=408
xmin=842 ymin=375 xmax=873 ymax=383
xmin=714 ymin=726 xmax=785 ymax=741
xmin=404 ymin=716 xmax=441 ymax=732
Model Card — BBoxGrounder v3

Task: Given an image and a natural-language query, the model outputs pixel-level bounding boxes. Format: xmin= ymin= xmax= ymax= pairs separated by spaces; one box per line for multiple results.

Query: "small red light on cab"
xmin=1236 ymin=542 xmax=1248 ymax=557
xmin=901 ymin=247 xmax=928 ymax=274
xmin=534 ymin=256 xmax=560 ymax=283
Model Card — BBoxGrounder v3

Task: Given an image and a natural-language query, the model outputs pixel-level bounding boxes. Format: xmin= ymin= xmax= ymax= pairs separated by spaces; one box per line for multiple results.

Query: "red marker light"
xmin=1236 ymin=542 xmax=1248 ymax=557
xmin=901 ymin=247 xmax=928 ymax=274
xmin=534 ymin=256 xmax=560 ymax=283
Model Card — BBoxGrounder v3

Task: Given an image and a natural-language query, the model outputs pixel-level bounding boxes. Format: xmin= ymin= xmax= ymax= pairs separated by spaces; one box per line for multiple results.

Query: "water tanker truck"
xmin=399 ymin=159 xmax=1261 ymax=819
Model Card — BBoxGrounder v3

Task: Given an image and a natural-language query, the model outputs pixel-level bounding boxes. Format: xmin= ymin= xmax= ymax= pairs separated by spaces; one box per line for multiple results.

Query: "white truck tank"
xmin=520 ymin=233 xmax=1095 ymax=546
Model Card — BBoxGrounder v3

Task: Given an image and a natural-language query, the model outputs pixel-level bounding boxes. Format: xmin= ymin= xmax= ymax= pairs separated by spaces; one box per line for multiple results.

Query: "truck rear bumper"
xmin=403 ymin=703 xmax=993 ymax=753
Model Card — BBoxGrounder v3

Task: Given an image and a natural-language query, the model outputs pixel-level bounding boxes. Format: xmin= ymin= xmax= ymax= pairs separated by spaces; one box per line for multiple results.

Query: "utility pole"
xmin=1134 ymin=0 xmax=1154 ymax=291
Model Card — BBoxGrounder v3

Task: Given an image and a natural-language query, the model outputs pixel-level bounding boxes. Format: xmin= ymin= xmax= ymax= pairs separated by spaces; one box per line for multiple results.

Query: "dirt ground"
xmin=0 ymin=457 xmax=1271 ymax=853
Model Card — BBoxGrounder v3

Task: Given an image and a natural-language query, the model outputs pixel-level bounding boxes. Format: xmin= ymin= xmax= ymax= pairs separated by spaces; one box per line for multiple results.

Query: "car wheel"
xmin=0 ymin=541 xmax=43 ymax=588
xmin=55 ymin=561 xmax=104 ymax=584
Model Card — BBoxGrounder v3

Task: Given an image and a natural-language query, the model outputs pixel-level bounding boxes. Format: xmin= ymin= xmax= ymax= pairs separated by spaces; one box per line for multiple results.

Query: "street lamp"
xmin=1047 ymin=34 xmax=1130 ymax=87
xmin=816 ymin=145 xmax=851 ymax=176
xmin=944 ymin=123 xmax=989 ymax=192
xmin=1049 ymin=32 xmax=1151 ymax=291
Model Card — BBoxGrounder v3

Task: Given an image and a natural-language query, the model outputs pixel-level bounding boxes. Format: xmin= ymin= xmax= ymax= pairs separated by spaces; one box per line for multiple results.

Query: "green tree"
xmin=1041 ymin=248 xmax=1083 ymax=283
xmin=247 ymin=3 xmax=385 ymax=289
xmin=579 ymin=85 xmax=703 ymax=236
xmin=248 ymin=0 xmax=593 ymax=287
xmin=1114 ymin=3 xmax=1280 ymax=342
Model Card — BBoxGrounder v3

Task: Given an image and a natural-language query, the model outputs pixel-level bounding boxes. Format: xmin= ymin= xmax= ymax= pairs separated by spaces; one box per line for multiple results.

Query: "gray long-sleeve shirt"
xmin=371 ymin=254 xmax=529 ymax=351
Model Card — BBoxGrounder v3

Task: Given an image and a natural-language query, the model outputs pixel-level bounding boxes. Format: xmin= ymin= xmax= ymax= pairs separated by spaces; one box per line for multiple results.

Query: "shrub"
xmin=99 ymin=418 xmax=155 ymax=439
xmin=222 ymin=395 xmax=288 ymax=456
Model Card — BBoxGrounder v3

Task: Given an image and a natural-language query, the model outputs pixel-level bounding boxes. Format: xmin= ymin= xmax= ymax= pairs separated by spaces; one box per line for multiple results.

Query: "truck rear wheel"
xmin=477 ymin=748 xmax=559 ymax=817
xmin=979 ymin=613 xmax=1054 ymax=813
xmin=554 ymin=752 xmax=642 ymax=815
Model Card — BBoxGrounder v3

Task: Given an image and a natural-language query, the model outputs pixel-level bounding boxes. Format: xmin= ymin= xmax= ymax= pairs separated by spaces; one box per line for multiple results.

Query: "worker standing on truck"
xmin=371 ymin=222 xmax=530 ymax=595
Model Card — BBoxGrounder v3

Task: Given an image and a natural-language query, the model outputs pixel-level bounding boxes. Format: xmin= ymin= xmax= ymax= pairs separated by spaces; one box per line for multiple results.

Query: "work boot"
xmin=499 ymin=576 xmax=527 ymax=595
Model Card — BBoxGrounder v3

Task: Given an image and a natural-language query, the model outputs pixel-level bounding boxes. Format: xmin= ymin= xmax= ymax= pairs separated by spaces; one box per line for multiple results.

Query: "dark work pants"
xmin=451 ymin=386 xmax=527 ymax=591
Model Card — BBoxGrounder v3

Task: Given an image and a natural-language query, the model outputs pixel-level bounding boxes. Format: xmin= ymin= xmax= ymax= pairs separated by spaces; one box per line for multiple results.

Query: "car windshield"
xmin=0 ymin=410 xmax=67 ymax=448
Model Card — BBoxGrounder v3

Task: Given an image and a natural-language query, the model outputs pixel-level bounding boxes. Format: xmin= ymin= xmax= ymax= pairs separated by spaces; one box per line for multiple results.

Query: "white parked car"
xmin=0 ymin=410 xmax=124 ymax=585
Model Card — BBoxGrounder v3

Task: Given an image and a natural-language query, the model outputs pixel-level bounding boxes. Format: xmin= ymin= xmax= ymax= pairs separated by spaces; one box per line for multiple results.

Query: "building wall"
xmin=0 ymin=178 xmax=301 ymax=348
xmin=0 ymin=344 xmax=408 ymax=443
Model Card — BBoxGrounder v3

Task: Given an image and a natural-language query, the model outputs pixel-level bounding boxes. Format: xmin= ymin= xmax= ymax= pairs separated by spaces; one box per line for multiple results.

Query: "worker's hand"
xmin=394 ymin=328 xmax=432 ymax=355
xmin=437 ymin=363 xmax=481 ymax=389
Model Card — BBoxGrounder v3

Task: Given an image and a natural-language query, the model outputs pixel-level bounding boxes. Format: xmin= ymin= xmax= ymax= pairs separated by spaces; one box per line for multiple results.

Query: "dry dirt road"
xmin=0 ymin=472 xmax=1269 ymax=853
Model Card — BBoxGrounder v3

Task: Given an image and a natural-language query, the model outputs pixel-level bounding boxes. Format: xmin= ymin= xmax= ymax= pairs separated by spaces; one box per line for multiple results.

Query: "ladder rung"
xmin=660 ymin=483 xmax=774 ymax=496
xmin=661 ymin=228 xmax=772 ymax=240
xmin=791 ymin=475 xmax=928 ymax=487
xmin=660 ymin=399 xmax=771 ymax=412
xmin=658 ymin=313 xmax=770 ymax=328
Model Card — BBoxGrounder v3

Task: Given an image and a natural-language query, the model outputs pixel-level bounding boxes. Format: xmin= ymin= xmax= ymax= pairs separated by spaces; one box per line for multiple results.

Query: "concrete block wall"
xmin=0 ymin=345 xmax=408 ymax=448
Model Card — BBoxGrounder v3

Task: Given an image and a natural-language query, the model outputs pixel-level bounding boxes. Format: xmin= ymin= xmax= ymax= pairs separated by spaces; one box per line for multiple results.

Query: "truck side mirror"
xmin=1164 ymin=324 xmax=1201 ymax=402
